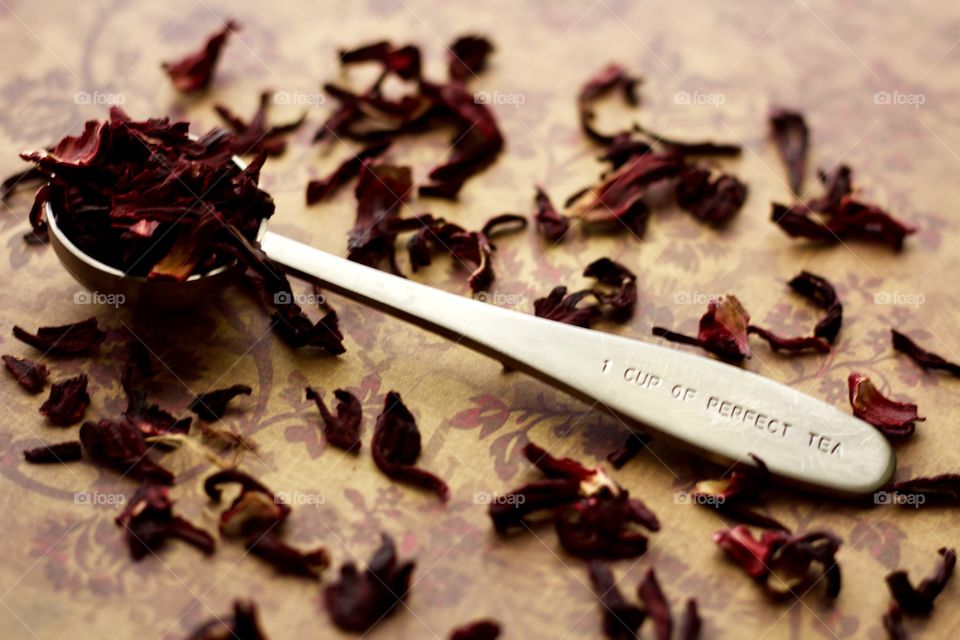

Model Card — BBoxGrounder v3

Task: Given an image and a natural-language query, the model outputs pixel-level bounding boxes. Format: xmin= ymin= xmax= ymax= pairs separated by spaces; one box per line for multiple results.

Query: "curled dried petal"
xmin=654 ymin=295 xmax=752 ymax=362
xmin=587 ymin=561 xmax=645 ymax=639
xmin=372 ymin=392 xmax=449 ymax=500
xmin=190 ymin=384 xmax=253 ymax=421
xmin=162 ymin=20 xmax=239 ymax=93
xmin=892 ymin=330 xmax=960 ymax=376
xmin=13 ymin=317 xmax=106 ymax=356
xmin=23 ymin=441 xmax=82 ymax=464
xmin=769 ymin=108 xmax=809 ymax=194
xmin=115 ymin=482 xmax=215 ymax=559
xmin=40 ymin=374 xmax=90 ymax=426
xmin=306 ymin=387 xmax=362 ymax=452
xmin=79 ymin=419 xmax=174 ymax=484
xmin=3 ymin=355 xmax=49 ymax=393
xmin=885 ymin=547 xmax=956 ymax=615
xmin=848 ymin=373 xmax=923 ymax=438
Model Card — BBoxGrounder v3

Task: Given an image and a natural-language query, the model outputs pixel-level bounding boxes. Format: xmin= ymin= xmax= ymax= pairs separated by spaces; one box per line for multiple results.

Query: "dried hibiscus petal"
xmin=692 ymin=456 xmax=787 ymax=530
xmin=746 ymin=326 xmax=830 ymax=354
xmin=186 ymin=600 xmax=268 ymax=640
xmin=788 ymin=271 xmax=842 ymax=342
xmin=532 ymin=186 xmax=569 ymax=242
xmin=13 ymin=317 xmax=106 ymax=356
xmin=892 ymin=330 xmax=960 ymax=377
xmin=448 ymin=35 xmax=494 ymax=82
xmin=883 ymin=603 xmax=907 ymax=640
xmin=372 ymin=392 xmax=449 ymax=500
xmin=2 ymin=355 xmax=49 ymax=393
xmin=577 ymin=64 xmax=640 ymax=145
xmin=886 ymin=547 xmax=956 ymax=615
xmin=534 ymin=258 xmax=637 ymax=328
xmin=306 ymin=141 xmax=391 ymax=204
xmin=714 ymin=525 xmax=842 ymax=598
xmin=324 ymin=533 xmax=415 ymax=633
xmin=215 ymin=91 xmax=306 ymax=156
xmin=772 ymin=197 xmax=916 ymax=250
xmin=582 ymin=257 xmax=637 ymax=319
xmin=204 ymin=469 xmax=290 ymax=536
xmin=162 ymin=20 xmax=239 ymax=93
xmin=190 ymin=384 xmax=252 ymax=421
xmin=848 ymin=373 xmax=923 ymax=439
xmin=533 ymin=287 xmax=602 ymax=328
xmin=449 ymin=620 xmax=501 ymax=640
xmin=115 ymin=481 xmax=215 ymax=560
xmin=679 ymin=599 xmax=702 ymax=640
xmin=637 ymin=568 xmax=671 ymax=640
xmin=246 ymin=530 xmax=329 ymax=579
xmin=124 ymin=388 xmax=191 ymax=439
xmin=887 ymin=475 xmax=960 ymax=505
xmin=348 ymin=163 xmax=417 ymax=274
xmin=587 ymin=561 xmax=645 ymax=639
xmin=769 ymin=108 xmax=809 ymax=194
xmin=674 ymin=167 xmax=748 ymax=226
xmin=40 ymin=374 xmax=90 ymax=426
xmin=79 ymin=419 xmax=174 ymax=484
xmin=606 ymin=432 xmax=650 ymax=469
xmin=23 ymin=441 xmax=82 ymax=463
xmin=305 ymin=387 xmax=362 ymax=452
xmin=653 ymin=295 xmax=752 ymax=362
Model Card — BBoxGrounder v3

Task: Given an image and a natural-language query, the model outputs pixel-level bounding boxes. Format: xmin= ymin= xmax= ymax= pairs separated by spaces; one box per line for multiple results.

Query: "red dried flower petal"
xmin=772 ymin=197 xmax=916 ymax=250
xmin=556 ymin=488 xmax=657 ymax=558
xmin=115 ymin=481 xmax=215 ymax=560
xmin=788 ymin=271 xmax=842 ymax=342
xmin=449 ymin=621 xmax=500 ymax=640
xmin=215 ymin=91 xmax=306 ymax=156
xmin=637 ymin=568 xmax=672 ymax=640
xmin=848 ymin=373 xmax=924 ymax=438
xmin=123 ymin=389 xmax=191 ymax=439
xmin=306 ymin=387 xmax=362 ymax=452
xmin=587 ymin=561 xmax=645 ymax=640
xmin=246 ymin=530 xmax=329 ymax=579
xmin=488 ymin=478 xmax=582 ymax=534
xmin=190 ymin=384 xmax=252 ymax=421
xmin=372 ymin=392 xmax=449 ymax=500
xmin=306 ymin=141 xmax=391 ymax=204
xmin=679 ymin=599 xmax=702 ymax=640
xmin=40 ymin=374 xmax=90 ymax=426
xmin=349 ymin=163 xmax=416 ymax=274
xmin=523 ymin=442 xmax=597 ymax=481
xmin=2 ymin=355 xmax=49 ymax=393
xmin=186 ymin=600 xmax=268 ymax=640
xmin=532 ymin=186 xmax=570 ymax=242
xmin=886 ymin=547 xmax=956 ymax=615
xmin=79 ymin=419 xmax=174 ymax=484
xmin=578 ymin=64 xmax=640 ymax=145
xmin=13 ymin=317 xmax=106 ymax=356
xmin=606 ymin=432 xmax=650 ymax=469
xmin=892 ymin=330 xmax=960 ymax=376
xmin=887 ymin=474 xmax=960 ymax=504
xmin=339 ymin=41 xmax=422 ymax=80
xmin=204 ymin=469 xmax=290 ymax=536
xmin=807 ymin=165 xmax=854 ymax=212
xmin=769 ymin=108 xmax=809 ymax=194
xmin=675 ymin=168 xmax=748 ymax=226
xmin=882 ymin=603 xmax=907 ymax=640
xmin=23 ymin=441 xmax=82 ymax=464
xmin=692 ymin=456 xmax=787 ymax=530
xmin=533 ymin=258 xmax=637 ymax=328
xmin=653 ymin=295 xmax=752 ymax=362
xmin=746 ymin=326 xmax=831 ymax=354
xmin=324 ymin=533 xmax=415 ymax=633
xmin=448 ymin=35 xmax=494 ymax=82
xmin=162 ymin=20 xmax=239 ymax=93
xmin=533 ymin=287 xmax=603 ymax=328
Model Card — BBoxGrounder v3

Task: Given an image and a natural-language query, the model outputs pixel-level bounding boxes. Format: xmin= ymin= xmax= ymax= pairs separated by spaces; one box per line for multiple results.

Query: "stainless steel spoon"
xmin=45 ymin=204 xmax=895 ymax=497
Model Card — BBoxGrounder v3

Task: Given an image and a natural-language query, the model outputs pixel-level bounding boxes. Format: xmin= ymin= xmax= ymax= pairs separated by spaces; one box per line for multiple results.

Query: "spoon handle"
xmin=261 ymin=230 xmax=894 ymax=496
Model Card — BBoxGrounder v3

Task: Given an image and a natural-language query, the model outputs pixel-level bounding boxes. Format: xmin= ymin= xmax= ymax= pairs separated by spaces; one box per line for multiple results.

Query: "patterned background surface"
xmin=1 ymin=1 xmax=959 ymax=638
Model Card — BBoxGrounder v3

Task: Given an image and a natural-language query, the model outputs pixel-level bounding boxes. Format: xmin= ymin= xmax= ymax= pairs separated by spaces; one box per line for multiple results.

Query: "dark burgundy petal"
xmin=637 ymin=568 xmax=672 ymax=640
xmin=769 ymin=108 xmax=809 ymax=194
xmin=532 ymin=187 xmax=570 ymax=242
xmin=306 ymin=387 xmax=362 ymax=452
xmin=769 ymin=530 xmax=843 ymax=598
xmin=349 ymin=163 xmax=415 ymax=273
xmin=848 ymin=373 xmax=923 ymax=438
xmin=692 ymin=456 xmax=788 ymax=531
xmin=186 ymin=600 xmax=268 ymax=640
xmin=587 ymin=561 xmax=645 ymax=640
xmin=115 ymin=482 xmax=215 ymax=560
xmin=583 ymin=257 xmax=637 ymax=320
xmin=888 ymin=474 xmax=960 ymax=504
xmin=40 ymin=374 xmax=90 ymax=426
xmin=448 ymin=620 xmax=501 ymax=640
xmin=204 ymin=469 xmax=290 ymax=537
xmin=162 ymin=20 xmax=239 ymax=93
xmin=714 ymin=525 xmax=778 ymax=580
xmin=555 ymin=488 xmax=656 ymax=559
xmin=606 ymin=432 xmax=650 ymax=469
xmin=448 ymin=35 xmax=494 ymax=82
xmin=788 ymin=271 xmax=842 ymax=342
xmin=892 ymin=330 xmax=960 ymax=376
xmin=653 ymin=295 xmax=752 ymax=362
xmin=215 ymin=91 xmax=306 ymax=156
xmin=772 ymin=198 xmax=916 ymax=250
xmin=807 ymin=165 xmax=854 ymax=213
xmin=190 ymin=384 xmax=253 ymax=421
xmin=678 ymin=599 xmax=702 ymax=640
xmin=13 ymin=317 xmax=106 ymax=356
xmin=882 ymin=603 xmax=907 ymax=640
xmin=675 ymin=168 xmax=748 ymax=225
xmin=79 ymin=419 xmax=174 ymax=484
xmin=2 ymin=355 xmax=49 ymax=393
xmin=339 ymin=41 xmax=422 ymax=80
xmin=324 ymin=533 xmax=415 ymax=632
xmin=306 ymin=141 xmax=391 ymax=204
xmin=534 ymin=286 xmax=602 ymax=328
xmin=577 ymin=64 xmax=640 ymax=145
xmin=23 ymin=441 xmax=82 ymax=463
xmin=372 ymin=392 xmax=449 ymax=500
xmin=523 ymin=442 xmax=596 ymax=481
xmin=246 ymin=530 xmax=329 ymax=578
xmin=488 ymin=478 xmax=582 ymax=534
xmin=747 ymin=326 xmax=831 ymax=354
xmin=886 ymin=547 xmax=956 ymax=615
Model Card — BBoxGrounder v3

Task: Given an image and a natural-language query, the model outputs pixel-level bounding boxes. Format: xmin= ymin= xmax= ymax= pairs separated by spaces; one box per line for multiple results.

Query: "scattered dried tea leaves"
xmin=587 ymin=560 xmax=645 ymax=639
xmin=674 ymin=167 xmax=748 ymax=226
xmin=190 ymin=384 xmax=253 ymax=421
xmin=306 ymin=141 xmax=391 ymax=204
xmin=324 ymin=533 xmax=415 ymax=633
xmin=606 ymin=432 xmax=650 ymax=469
xmin=891 ymin=330 xmax=960 ymax=377
xmin=162 ymin=20 xmax=239 ymax=93
xmin=449 ymin=620 xmax=501 ymax=640
xmin=13 ymin=317 xmax=106 ymax=356
xmin=532 ymin=186 xmax=570 ymax=242
xmin=653 ymin=295 xmax=752 ymax=362
xmin=40 ymin=374 xmax=90 ymax=426
xmin=692 ymin=456 xmax=788 ymax=530
xmin=348 ymin=163 xmax=420 ymax=274
xmin=23 ymin=441 xmax=82 ymax=463
xmin=186 ymin=600 xmax=269 ymax=640
xmin=714 ymin=525 xmax=842 ymax=598
xmin=769 ymin=108 xmax=809 ymax=194
xmin=848 ymin=373 xmax=924 ymax=439
xmin=787 ymin=271 xmax=843 ymax=343
xmin=886 ymin=547 xmax=956 ymax=615
xmin=215 ymin=91 xmax=306 ymax=156
xmin=577 ymin=64 xmax=640 ymax=145
xmin=372 ymin=392 xmax=449 ymax=500
xmin=79 ymin=419 xmax=175 ymax=484
xmin=2 ymin=355 xmax=49 ymax=393
xmin=305 ymin=386 xmax=362 ymax=452
xmin=115 ymin=481 xmax=215 ymax=560
xmin=490 ymin=442 xmax=658 ymax=558
xmin=534 ymin=257 xmax=637 ymax=328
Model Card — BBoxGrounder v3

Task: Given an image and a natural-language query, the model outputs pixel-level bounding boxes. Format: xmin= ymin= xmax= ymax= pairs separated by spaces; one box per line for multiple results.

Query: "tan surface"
xmin=1 ymin=1 xmax=959 ymax=638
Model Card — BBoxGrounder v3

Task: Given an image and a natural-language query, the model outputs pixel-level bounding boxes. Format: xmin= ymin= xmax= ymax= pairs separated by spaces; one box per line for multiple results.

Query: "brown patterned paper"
xmin=0 ymin=1 xmax=959 ymax=638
